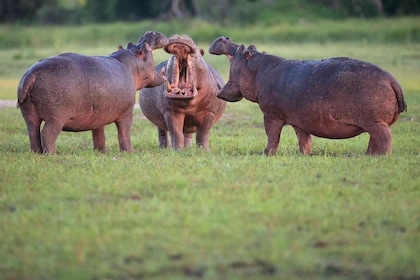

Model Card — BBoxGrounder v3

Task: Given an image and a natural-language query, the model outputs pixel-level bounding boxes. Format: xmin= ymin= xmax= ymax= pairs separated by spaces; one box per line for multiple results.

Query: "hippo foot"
xmin=166 ymin=87 xmax=197 ymax=99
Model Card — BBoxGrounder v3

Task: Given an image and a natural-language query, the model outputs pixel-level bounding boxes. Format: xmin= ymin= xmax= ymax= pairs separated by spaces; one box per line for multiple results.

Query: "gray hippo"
xmin=17 ymin=31 xmax=168 ymax=154
xmin=209 ymin=37 xmax=407 ymax=156
xmin=140 ymin=34 xmax=226 ymax=150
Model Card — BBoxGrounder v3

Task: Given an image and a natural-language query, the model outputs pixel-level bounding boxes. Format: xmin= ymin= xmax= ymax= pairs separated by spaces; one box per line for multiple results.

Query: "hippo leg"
xmin=196 ymin=113 xmax=215 ymax=150
xmin=184 ymin=133 xmax=193 ymax=148
xmin=41 ymin=118 xmax=66 ymax=154
xmin=164 ymin=113 xmax=185 ymax=150
xmin=115 ymin=115 xmax=133 ymax=152
xmin=158 ymin=128 xmax=170 ymax=148
xmin=92 ymin=127 xmax=106 ymax=153
xmin=24 ymin=118 xmax=42 ymax=153
xmin=20 ymin=104 xmax=43 ymax=153
xmin=365 ymin=122 xmax=392 ymax=155
xmin=293 ymin=126 xmax=312 ymax=155
xmin=263 ymin=115 xmax=284 ymax=156
xmin=29 ymin=123 xmax=42 ymax=153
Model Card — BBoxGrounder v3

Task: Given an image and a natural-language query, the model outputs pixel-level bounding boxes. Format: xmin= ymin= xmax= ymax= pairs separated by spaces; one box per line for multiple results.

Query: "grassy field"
xmin=1 ymin=18 xmax=420 ymax=279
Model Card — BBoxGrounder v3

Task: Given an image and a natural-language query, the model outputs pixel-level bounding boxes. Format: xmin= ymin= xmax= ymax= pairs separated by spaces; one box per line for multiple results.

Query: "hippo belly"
xmin=285 ymin=108 xmax=365 ymax=139
xmin=62 ymin=104 xmax=133 ymax=132
xmin=302 ymin=123 xmax=365 ymax=139
xmin=139 ymin=86 xmax=169 ymax=131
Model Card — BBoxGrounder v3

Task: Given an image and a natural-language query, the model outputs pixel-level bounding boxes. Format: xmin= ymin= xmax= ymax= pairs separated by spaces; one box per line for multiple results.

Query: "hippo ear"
xmin=143 ymin=42 xmax=152 ymax=51
xmin=248 ymin=45 xmax=257 ymax=52
xmin=200 ymin=48 xmax=205 ymax=56
xmin=132 ymin=44 xmax=145 ymax=58
xmin=118 ymin=45 xmax=124 ymax=50
xmin=244 ymin=49 xmax=253 ymax=60
xmin=238 ymin=45 xmax=252 ymax=60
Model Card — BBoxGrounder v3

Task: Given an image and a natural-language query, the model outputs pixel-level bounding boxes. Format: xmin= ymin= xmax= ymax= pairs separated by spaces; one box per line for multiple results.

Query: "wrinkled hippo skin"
xmin=209 ymin=37 xmax=407 ymax=156
xmin=140 ymin=34 xmax=226 ymax=150
xmin=17 ymin=31 xmax=168 ymax=154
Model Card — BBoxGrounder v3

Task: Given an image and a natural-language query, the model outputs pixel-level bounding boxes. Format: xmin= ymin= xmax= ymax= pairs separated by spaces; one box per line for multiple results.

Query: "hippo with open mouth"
xmin=140 ymin=34 xmax=226 ymax=150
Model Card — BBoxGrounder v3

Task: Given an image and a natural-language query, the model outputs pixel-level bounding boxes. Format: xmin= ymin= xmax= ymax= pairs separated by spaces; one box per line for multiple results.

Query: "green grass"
xmin=1 ymin=19 xmax=420 ymax=279
xmin=1 ymin=101 xmax=419 ymax=279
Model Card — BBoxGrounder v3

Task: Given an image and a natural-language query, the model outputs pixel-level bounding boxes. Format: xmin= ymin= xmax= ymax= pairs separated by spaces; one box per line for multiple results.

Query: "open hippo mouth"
xmin=164 ymin=35 xmax=198 ymax=99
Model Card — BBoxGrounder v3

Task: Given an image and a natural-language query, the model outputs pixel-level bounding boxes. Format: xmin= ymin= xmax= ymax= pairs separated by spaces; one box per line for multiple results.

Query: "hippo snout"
xmin=217 ymin=89 xmax=243 ymax=102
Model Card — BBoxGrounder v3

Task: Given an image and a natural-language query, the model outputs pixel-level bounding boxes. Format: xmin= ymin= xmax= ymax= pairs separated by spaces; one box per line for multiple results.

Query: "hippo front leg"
xmin=164 ymin=112 xmax=185 ymax=150
xmin=92 ymin=127 xmax=106 ymax=153
xmin=263 ymin=114 xmax=284 ymax=156
xmin=196 ymin=112 xmax=216 ymax=150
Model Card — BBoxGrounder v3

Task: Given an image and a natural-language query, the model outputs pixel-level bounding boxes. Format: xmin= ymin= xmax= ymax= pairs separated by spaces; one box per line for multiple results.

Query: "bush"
xmin=37 ymin=5 xmax=84 ymax=25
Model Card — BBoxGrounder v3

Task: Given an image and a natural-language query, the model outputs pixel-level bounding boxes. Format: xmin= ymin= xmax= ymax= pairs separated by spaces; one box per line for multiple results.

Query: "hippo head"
xmin=138 ymin=31 xmax=169 ymax=50
xmin=114 ymin=31 xmax=169 ymax=90
xmin=217 ymin=45 xmax=256 ymax=102
xmin=163 ymin=34 xmax=206 ymax=99
xmin=208 ymin=36 xmax=239 ymax=62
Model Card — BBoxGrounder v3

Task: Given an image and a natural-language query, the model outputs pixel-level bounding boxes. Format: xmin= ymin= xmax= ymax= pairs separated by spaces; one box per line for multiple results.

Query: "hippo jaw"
xmin=217 ymin=83 xmax=243 ymax=102
xmin=209 ymin=37 xmax=238 ymax=61
xmin=164 ymin=35 xmax=199 ymax=99
xmin=165 ymin=54 xmax=198 ymax=99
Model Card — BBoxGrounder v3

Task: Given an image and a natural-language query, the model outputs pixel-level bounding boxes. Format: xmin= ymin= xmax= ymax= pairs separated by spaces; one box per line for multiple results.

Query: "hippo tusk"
xmin=166 ymin=80 xmax=171 ymax=91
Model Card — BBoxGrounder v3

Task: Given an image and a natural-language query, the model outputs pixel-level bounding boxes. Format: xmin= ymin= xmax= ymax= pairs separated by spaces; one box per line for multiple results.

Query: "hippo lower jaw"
xmin=166 ymin=83 xmax=198 ymax=99
xmin=217 ymin=90 xmax=243 ymax=102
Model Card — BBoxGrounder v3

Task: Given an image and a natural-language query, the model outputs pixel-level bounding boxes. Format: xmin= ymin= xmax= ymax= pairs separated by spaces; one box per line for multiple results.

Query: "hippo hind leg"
xmin=184 ymin=133 xmax=193 ymax=148
xmin=41 ymin=118 xmax=66 ymax=154
xmin=195 ymin=112 xmax=215 ymax=150
xmin=25 ymin=118 xmax=42 ymax=153
xmin=115 ymin=115 xmax=133 ymax=152
xmin=158 ymin=128 xmax=170 ymax=148
xmin=20 ymin=103 xmax=42 ymax=153
xmin=364 ymin=122 xmax=392 ymax=155
xmin=293 ymin=126 xmax=312 ymax=155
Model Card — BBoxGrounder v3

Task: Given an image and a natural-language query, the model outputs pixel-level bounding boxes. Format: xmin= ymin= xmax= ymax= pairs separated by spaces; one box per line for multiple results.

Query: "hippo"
xmin=17 ymin=31 xmax=168 ymax=154
xmin=209 ymin=37 xmax=407 ymax=156
xmin=140 ymin=34 xmax=226 ymax=150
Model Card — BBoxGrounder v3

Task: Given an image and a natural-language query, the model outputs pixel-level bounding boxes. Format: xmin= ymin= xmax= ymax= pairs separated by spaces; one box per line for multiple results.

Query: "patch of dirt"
xmin=0 ymin=100 xmax=145 ymax=109
xmin=0 ymin=100 xmax=17 ymax=108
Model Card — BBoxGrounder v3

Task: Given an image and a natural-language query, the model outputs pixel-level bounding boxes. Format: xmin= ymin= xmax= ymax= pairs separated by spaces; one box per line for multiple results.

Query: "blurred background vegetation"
xmin=1 ymin=0 xmax=419 ymax=26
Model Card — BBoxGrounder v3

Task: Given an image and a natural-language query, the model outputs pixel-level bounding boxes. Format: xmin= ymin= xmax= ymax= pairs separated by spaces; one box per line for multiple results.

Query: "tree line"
xmin=1 ymin=0 xmax=419 ymax=25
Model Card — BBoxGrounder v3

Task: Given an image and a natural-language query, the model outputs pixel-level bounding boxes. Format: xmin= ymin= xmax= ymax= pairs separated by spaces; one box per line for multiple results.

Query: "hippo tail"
xmin=391 ymin=79 xmax=407 ymax=114
xmin=17 ymin=72 xmax=36 ymax=108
